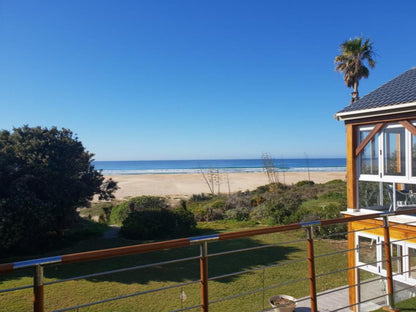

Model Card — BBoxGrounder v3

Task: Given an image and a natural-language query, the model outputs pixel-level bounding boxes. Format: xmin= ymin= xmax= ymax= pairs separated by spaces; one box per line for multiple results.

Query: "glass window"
xmin=412 ymin=135 xmax=416 ymax=177
xmin=382 ymin=243 xmax=403 ymax=274
xmin=384 ymin=127 xmax=406 ymax=176
xmin=359 ymin=181 xmax=390 ymax=209
xmin=358 ymin=236 xmax=377 ymax=265
xmin=360 ymin=131 xmax=379 ymax=175
xmin=409 ymin=248 xmax=416 ymax=279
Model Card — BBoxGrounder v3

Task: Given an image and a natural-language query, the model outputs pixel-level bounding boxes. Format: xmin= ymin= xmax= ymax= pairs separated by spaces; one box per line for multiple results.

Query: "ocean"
xmin=93 ymin=158 xmax=346 ymax=175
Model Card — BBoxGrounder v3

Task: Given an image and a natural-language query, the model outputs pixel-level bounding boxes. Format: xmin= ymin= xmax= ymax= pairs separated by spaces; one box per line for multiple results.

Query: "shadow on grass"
xmin=0 ymin=230 xmax=303 ymax=286
xmin=47 ymin=237 xmax=301 ymax=285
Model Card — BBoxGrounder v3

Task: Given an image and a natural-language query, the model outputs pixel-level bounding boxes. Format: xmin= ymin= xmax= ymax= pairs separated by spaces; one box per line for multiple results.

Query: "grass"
xmin=0 ymin=221 xmax=350 ymax=312
xmin=372 ymin=296 xmax=416 ymax=311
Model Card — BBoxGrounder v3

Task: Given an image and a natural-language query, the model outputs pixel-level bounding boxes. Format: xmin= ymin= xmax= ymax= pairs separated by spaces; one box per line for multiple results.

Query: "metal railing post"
xmin=34 ymin=265 xmax=44 ymax=312
xmin=200 ymin=241 xmax=209 ymax=312
xmin=306 ymin=227 xmax=318 ymax=312
xmin=383 ymin=216 xmax=395 ymax=308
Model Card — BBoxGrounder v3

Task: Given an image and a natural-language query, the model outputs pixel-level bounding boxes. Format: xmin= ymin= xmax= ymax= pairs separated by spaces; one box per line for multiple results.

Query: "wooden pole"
xmin=383 ymin=216 xmax=395 ymax=308
xmin=306 ymin=227 xmax=317 ymax=312
xmin=200 ymin=242 xmax=209 ymax=312
xmin=34 ymin=265 xmax=44 ymax=312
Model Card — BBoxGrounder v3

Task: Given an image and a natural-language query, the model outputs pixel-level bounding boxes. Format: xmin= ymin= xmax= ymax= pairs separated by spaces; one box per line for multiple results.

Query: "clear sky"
xmin=1 ymin=1 xmax=415 ymax=161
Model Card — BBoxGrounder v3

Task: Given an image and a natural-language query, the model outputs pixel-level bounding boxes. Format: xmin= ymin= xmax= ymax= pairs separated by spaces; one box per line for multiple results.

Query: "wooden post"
xmin=346 ymin=124 xmax=358 ymax=311
xmin=346 ymin=124 xmax=358 ymax=210
xmin=383 ymin=217 xmax=395 ymax=308
xmin=306 ymin=227 xmax=317 ymax=312
xmin=347 ymin=220 xmax=358 ymax=312
xmin=34 ymin=265 xmax=44 ymax=312
xmin=200 ymin=242 xmax=209 ymax=312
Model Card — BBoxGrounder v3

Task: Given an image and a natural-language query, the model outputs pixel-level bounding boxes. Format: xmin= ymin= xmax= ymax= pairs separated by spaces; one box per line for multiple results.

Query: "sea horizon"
xmin=93 ymin=158 xmax=346 ymax=175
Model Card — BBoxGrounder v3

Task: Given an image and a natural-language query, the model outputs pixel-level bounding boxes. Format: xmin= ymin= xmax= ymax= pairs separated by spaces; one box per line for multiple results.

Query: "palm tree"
xmin=334 ymin=36 xmax=376 ymax=104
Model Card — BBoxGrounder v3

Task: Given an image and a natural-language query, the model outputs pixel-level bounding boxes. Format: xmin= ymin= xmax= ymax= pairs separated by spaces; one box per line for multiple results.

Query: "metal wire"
xmin=209 ymin=277 xmax=308 ymax=306
xmin=316 ymin=284 xmax=351 ymax=297
xmin=314 ymin=248 xmax=349 ymax=259
xmin=208 ymin=238 xmax=306 ymax=258
xmin=52 ymin=279 xmax=200 ymax=312
xmin=388 ymin=219 xmax=416 ymax=228
xmin=394 ymin=283 xmax=416 ymax=294
xmin=388 ymin=234 xmax=416 ymax=244
xmin=344 ymin=225 xmax=385 ymax=236
xmin=45 ymin=255 xmax=200 ymax=286
xmin=208 ymin=257 xmax=307 ymax=282
xmin=315 ymin=230 xmax=349 ymax=239
xmin=0 ymin=284 xmax=33 ymax=294
xmin=316 ymin=266 xmax=350 ymax=279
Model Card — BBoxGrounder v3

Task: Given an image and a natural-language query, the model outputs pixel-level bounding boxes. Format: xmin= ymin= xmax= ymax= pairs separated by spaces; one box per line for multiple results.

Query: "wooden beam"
xmin=346 ymin=124 xmax=357 ymax=209
xmin=355 ymin=123 xmax=385 ymax=157
xmin=399 ymin=120 xmax=416 ymax=136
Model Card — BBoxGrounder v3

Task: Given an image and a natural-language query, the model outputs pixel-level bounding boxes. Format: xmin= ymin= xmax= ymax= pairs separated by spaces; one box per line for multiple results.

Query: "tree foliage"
xmin=0 ymin=125 xmax=117 ymax=252
xmin=121 ymin=207 xmax=196 ymax=240
xmin=334 ymin=36 xmax=376 ymax=103
xmin=110 ymin=196 xmax=168 ymax=225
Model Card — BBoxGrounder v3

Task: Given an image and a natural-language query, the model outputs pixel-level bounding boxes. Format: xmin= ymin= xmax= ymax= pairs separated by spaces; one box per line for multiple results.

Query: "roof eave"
xmin=334 ymin=102 xmax=416 ymax=121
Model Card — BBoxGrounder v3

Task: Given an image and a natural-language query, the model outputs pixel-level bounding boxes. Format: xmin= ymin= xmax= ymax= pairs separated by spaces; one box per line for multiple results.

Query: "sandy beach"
xmin=106 ymin=171 xmax=346 ymax=200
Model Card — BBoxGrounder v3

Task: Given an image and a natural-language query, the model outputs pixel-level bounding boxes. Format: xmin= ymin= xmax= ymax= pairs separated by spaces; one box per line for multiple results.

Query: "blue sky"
xmin=1 ymin=1 xmax=415 ymax=161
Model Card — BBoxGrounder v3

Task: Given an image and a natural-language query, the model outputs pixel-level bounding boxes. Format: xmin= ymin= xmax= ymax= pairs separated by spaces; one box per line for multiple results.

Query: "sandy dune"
xmin=106 ymin=171 xmax=346 ymax=200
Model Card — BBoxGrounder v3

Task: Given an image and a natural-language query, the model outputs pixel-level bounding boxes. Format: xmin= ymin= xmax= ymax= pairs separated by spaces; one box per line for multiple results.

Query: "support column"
xmin=306 ymin=227 xmax=317 ymax=312
xmin=34 ymin=265 xmax=44 ymax=312
xmin=346 ymin=123 xmax=358 ymax=211
xmin=346 ymin=123 xmax=358 ymax=311
xmin=200 ymin=242 xmax=209 ymax=312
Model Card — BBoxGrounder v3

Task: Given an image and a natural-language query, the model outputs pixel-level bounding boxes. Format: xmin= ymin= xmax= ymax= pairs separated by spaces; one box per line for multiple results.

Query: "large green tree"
xmin=0 ymin=126 xmax=117 ymax=251
xmin=334 ymin=36 xmax=376 ymax=103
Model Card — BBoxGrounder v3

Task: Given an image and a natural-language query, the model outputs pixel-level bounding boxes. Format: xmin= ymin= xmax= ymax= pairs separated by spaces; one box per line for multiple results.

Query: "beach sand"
xmin=106 ymin=171 xmax=346 ymax=200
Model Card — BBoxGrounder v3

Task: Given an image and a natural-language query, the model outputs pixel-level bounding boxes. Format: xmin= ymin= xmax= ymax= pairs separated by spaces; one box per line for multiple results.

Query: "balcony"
xmin=2 ymin=209 xmax=416 ymax=312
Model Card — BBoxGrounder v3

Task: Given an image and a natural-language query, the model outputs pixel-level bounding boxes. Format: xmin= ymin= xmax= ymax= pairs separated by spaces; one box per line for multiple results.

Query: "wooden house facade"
xmin=335 ymin=68 xmax=416 ymax=310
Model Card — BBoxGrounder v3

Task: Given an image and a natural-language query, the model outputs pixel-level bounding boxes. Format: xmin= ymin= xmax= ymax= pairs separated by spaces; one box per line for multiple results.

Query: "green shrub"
xmin=324 ymin=179 xmax=345 ymax=185
xmin=190 ymin=193 xmax=213 ymax=202
xmin=121 ymin=208 xmax=196 ymax=240
xmin=250 ymin=193 xmax=302 ymax=225
xmin=186 ymin=197 xmax=226 ymax=221
xmin=304 ymin=204 xmax=347 ymax=238
xmin=296 ymin=180 xmax=315 ymax=187
xmin=110 ymin=196 xmax=167 ymax=225
xmin=224 ymin=207 xmax=251 ymax=221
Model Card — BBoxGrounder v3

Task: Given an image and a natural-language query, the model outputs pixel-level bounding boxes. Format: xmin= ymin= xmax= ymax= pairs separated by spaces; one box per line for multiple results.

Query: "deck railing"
xmin=2 ymin=208 xmax=416 ymax=312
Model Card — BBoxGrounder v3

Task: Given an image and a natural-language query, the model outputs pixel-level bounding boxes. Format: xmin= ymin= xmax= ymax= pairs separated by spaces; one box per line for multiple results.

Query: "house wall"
xmin=346 ymin=216 xmax=416 ymax=310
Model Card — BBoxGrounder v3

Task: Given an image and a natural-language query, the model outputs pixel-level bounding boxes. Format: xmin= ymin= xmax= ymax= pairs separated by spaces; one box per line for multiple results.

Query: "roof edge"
xmin=335 ymin=102 xmax=416 ymax=121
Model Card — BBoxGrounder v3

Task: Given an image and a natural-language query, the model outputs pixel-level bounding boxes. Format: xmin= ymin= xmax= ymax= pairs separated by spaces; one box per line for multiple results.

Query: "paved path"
xmin=103 ymin=225 xmax=120 ymax=239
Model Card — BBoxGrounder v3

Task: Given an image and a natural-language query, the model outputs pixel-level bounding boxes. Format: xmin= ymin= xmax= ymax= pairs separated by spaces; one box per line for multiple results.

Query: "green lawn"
xmin=372 ymin=296 xmax=416 ymax=312
xmin=0 ymin=222 xmax=349 ymax=312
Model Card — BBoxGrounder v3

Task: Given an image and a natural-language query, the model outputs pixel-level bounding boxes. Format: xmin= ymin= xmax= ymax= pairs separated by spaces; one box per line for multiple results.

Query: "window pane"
xmin=358 ymin=236 xmax=377 ymax=264
xmin=409 ymin=248 xmax=416 ymax=279
xmin=382 ymin=243 xmax=403 ymax=274
xmin=360 ymin=131 xmax=379 ymax=175
xmin=384 ymin=127 xmax=406 ymax=176
xmin=358 ymin=181 xmax=390 ymax=210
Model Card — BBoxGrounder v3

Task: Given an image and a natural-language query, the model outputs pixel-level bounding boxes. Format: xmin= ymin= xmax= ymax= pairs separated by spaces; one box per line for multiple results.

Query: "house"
xmin=335 ymin=67 xmax=416 ymax=311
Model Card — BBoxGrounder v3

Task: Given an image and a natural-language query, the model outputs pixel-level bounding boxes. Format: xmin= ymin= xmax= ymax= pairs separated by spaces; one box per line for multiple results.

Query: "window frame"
xmin=356 ymin=232 xmax=416 ymax=285
xmin=358 ymin=123 xmax=416 ymax=183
